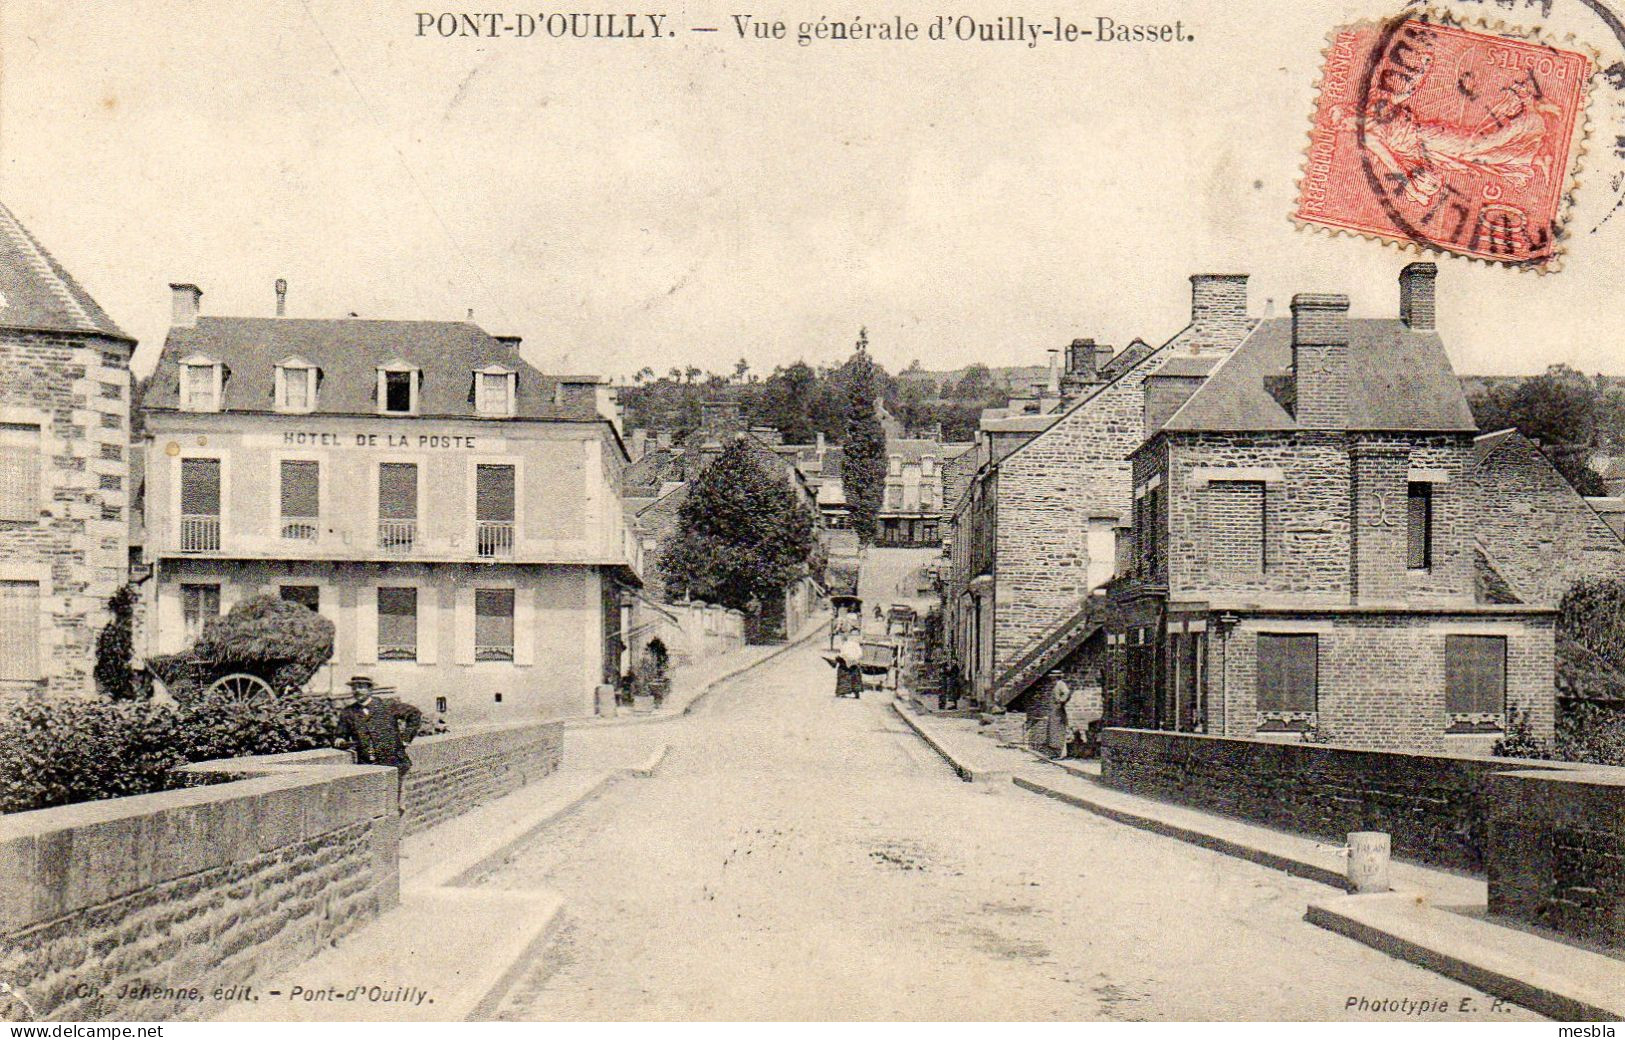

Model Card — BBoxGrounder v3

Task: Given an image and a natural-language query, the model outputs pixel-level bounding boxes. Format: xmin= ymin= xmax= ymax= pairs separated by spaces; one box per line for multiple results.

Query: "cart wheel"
xmin=206 ymin=672 xmax=274 ymax=707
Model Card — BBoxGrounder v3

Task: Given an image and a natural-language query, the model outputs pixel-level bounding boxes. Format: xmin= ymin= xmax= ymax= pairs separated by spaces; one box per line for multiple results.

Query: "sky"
xmin=2 ymin=0 xmax=1622 ymax=380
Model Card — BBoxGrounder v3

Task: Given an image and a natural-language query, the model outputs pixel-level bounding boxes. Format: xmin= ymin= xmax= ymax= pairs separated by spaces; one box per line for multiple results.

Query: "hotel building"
xmin=139 ymin=282 xmax=639 ymax=721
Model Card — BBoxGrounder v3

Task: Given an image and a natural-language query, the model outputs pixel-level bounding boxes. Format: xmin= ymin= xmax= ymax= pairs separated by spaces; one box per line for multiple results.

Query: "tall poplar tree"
xmin=840 ymin=329 xmax=887 ymax=544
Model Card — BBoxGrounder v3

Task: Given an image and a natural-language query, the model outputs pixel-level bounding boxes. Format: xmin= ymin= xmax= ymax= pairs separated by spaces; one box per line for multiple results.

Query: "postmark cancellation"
xmin=1295 ymin=10 xmax=1595 ymax=270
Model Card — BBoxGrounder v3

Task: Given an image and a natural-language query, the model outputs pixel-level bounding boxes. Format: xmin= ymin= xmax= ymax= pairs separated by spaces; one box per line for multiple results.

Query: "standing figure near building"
xmin=338 ymin=675 xmax=422 ymax=808
xmin=1047 ymin=677 xmax=1072 ymax=757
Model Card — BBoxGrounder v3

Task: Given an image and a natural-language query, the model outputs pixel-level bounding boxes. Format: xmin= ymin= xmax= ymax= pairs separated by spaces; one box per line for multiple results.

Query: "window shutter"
xmin=1407 ymin=483 xmax=1432 ymax=570
xmin=455 ymin=586 xmax=475 ymax=664
xmin=180 ymin=458 xmax=221 ymax=515
xmin=376 ymin=587 xmax=416 ymax=658
xmin=280 ymin=461 xmax=319 ymax=518
xmin=356 ymin=586 xmax=377 ymax=665
xmin=417 ymin=584 xmax=438 ymax=664
xmin=1258 ymin=633 xmax=1317 ymax=713
xmin=1446 ymin=635 xmax=1505 ymax=713
xmin=476 ymin=465 xmax=516 ymax=522
xmin=514 ymin=585 xmax=535 ymax=665
xmin=1257 ymin=634 xmax=1284 ymax=711
xmin=0 ymin=581 xmax=40 ymax=681
xmin=379 ymin=463 xmax=418 ymax=520
xmin=0 ymin=423 xmax=39 ymax=521
xmin=1286 ymin=635 xmax=1317 ymax=712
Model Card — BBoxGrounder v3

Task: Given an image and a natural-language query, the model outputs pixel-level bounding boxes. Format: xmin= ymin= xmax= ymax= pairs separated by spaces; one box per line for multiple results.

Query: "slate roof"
xmin=1152 ymin=355 xmax=1222 ymax=379
xmin=1472 ymin=427 xmax=1520 ymax=464
xmin=1160 ymin=317 xmax=1478 ymax=434
xmin=0 ymin=200 xmax=130 ymax=341
xmin=145 ymin=316 xmax=588 ymax=419
xmin=1099 ymin=338 xmax=1155 ymax=381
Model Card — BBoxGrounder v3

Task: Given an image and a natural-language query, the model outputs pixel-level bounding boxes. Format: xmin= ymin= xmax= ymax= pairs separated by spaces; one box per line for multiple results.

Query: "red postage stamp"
xmin=1295 ymin=14 xmax=1593 ymax=270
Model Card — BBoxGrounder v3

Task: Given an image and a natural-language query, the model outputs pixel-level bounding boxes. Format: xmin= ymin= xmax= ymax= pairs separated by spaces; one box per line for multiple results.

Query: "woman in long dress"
xmin=834 ymin=636 xmax=864 ymax=698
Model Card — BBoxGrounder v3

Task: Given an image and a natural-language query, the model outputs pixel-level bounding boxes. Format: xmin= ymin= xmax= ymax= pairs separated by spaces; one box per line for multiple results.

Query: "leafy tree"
xmin=951 ymin=363 xmax=995 ymax=401
xmin=839 ymin=330 xmax=888 ymax=542
xmin=93 ymin=583 xmax=143 ymax=701
xmin=658 ymin=439 xmax=817 ymax=612
xmin=1469 ymin=365 xmax=1610 ymax=495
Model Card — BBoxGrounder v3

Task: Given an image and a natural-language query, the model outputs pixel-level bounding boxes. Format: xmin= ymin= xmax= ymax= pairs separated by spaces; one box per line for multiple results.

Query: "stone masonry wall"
xmin=1163 ymin=432 xmax=1477 ymax=606
xmin=402 ymin=720 xmax=563 ymax=835
xmin=1487 ymin=767 xmax=1625 ymax=950
xmin=1468 ymin=432 xmax=1625 ymax=605
xmin=0 ymin=329 xmax=131 ymax=702
xmin=0 ymin=719 xmax=563 ymax=1020
xmin=0 ymin=755 xmax=398 ymax=1022
xmin=1100 ymin=727 xmax=1591 ymax=873
xmin=1214 ymin=612 xmax=1555 ymax=753
xmin=992 ymin=346 xmax=1168 ymax=670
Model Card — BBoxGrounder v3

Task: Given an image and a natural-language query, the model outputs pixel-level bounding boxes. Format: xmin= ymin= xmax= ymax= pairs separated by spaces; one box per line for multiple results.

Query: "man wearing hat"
xmin=337 ymin=675 xmax=423 ymax=811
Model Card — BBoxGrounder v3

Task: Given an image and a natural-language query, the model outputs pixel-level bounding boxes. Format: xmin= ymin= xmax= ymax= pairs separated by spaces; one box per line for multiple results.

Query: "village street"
xmin=485 ymin=643 xmax=1536 ymax=1021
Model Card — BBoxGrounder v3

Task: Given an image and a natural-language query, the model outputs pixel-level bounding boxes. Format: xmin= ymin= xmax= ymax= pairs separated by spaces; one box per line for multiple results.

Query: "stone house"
xmin=139 ymin=282 xmax=640 ymax=722
xmin=0 ymin=201 xmax=136 ymax=701
xmin=1467 ymin=428 xmax=1625 ymax=604
xmin=1104 ymin=265 xmax=1557 ymax=754
xmin=876 ymin=437 xmax=974 ymax=547
xmin=944 ymin=275 xmax=1256 ymax=717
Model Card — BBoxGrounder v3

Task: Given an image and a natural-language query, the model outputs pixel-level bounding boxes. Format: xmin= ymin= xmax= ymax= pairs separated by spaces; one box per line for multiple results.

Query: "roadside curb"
xmin=563 ymin=618 xmax=830 ymax=730
xmin=436 ymin=772 xmax=619 ymax=889
xmin=890 ymin=700 xmax=1011 ymax=784
xmin=1010 ymin=773 xmax=1350 ymax=890
xmin=1305 ymin=894 xmax=1625 ymax=1022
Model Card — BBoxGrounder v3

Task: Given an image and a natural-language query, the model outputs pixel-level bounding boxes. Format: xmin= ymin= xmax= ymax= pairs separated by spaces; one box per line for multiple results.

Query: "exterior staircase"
xmin=990 ymin=597 xmax=1105 ymax=708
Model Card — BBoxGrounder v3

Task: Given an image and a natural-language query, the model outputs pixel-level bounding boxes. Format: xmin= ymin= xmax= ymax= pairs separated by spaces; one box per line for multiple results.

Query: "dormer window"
xmin=179 ymin=355 xmax=223 ymax=412
xmin=376 ymin=360 xmax=420 ymax=415
xmin=275 ymin=357 xmax=319 ymax=413
xmin=474 ymin=367 xmax=517 ymax=417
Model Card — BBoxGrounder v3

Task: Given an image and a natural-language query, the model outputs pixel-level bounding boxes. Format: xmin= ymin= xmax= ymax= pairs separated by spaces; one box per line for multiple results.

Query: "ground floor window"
xmin=0 ymin=580 xmax=40 ymax=680
xmin=475 ymin=588 xmax=515 ymax=661
xmin=378 ymin=587 xmax=418 ymax=661
xmin=1257 ymin=632 xmax=1317 ymax=731
xmin=182 ymin=583 xmax=221 ymax=642
xmin=279 ymin=585 xmax=319 ymax=613
xmin=1445 ymin=634 xmax=1506 ymax=731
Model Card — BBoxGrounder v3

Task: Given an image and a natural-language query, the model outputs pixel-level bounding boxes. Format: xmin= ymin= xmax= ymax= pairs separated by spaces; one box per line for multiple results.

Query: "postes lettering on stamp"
xmin=1295 ymin=13 xmax=1593 ymax=270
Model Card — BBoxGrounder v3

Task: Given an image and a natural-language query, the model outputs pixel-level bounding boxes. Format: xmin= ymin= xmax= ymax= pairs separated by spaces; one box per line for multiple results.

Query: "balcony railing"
xmin=476 ymin=520 xmax=514 ymax=558
xmin=378 ymin=518 xmax=417 ymax=553
xmin=474 ymin=644 xmax=514 ymax=662
xmin=377 ymin=643 xmax=418 ymax=662
xmin=281 ymin=516 xmax=319 ymax=542
xmin=179 ymin=515 xmax=220 ymax=552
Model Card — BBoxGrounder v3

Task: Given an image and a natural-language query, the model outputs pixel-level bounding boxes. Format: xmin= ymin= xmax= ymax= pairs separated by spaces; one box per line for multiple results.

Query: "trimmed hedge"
xmin=0 ymin=689 xmax=339 ymax=815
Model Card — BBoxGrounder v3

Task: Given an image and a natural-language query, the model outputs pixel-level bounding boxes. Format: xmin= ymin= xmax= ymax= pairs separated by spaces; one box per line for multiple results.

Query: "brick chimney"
xmin=1189 ymin=274 xmax=1249 ymax=350
xmin=274 ymin=278 xmax=288 ymax=317
xmin=169 ymin=283 xmax=202 ymax=327
xmin=1066 ymin=339 xmax=1100 ymax=382
xmin=1290 ymin=293 xmax=1351 ymax=430
xmin=1398 ymin=262 xmax=1437 ymax=330
xmin=1046 ymin=349 xmax=1062 ymax=395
